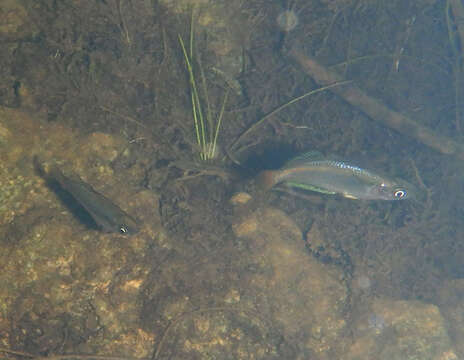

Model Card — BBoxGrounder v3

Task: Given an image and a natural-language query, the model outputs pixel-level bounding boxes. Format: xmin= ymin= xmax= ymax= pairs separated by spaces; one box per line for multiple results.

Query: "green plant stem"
xmin=179 ymin=34 xmax=206 ymax=159
xmin=179 ymin=12 xmax=228 ymax=161
xmin=209 ymin=90 xmax=229 ymax=159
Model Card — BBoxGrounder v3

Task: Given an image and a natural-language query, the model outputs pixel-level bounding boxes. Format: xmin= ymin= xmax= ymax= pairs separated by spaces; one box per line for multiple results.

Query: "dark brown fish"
xmin=35 ymin=158 xmax=139 ymax=235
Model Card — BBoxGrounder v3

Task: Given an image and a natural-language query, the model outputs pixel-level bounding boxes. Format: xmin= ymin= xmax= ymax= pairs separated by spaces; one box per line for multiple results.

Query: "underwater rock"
xmin=0 ymin=0 xmax=38 ymax=40
xmin=436 ymin=279 xmax=464 ymax=358
xmin=231 ymin=203 xmax=348 ymax=358
xmin=229 ymin=192 xmax=252 ymax=205
xmin=347 ymin=298 xmax=457 ymax=360
xmin=0 ymin=106 xmax=164 ymax=357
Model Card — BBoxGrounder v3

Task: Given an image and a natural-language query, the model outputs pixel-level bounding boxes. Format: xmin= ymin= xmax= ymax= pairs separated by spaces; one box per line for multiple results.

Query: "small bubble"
xmin=368 ymin=313 xmax=386 ymax=333
xmin=357 ymin=275 xmax=371 ymax=290
xmin=277 ymin=10 xmax=299 ymax=32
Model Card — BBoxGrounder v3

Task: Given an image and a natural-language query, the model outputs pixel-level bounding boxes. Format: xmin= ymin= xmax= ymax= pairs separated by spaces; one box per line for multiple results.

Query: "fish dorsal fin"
xmin=282 ymin=151 xmax=326 ymax=169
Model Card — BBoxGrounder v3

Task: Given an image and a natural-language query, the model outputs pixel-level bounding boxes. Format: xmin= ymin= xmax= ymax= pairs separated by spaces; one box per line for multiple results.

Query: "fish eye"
xmin=394 ymin=189 xmax=406 ymax=199
xmin=119 ymin=226 xmax=128 ymax=234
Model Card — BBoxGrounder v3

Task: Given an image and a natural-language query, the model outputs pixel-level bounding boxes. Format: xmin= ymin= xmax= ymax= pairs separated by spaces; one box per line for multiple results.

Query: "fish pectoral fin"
xmin=284 ymin=181 xmax=337 ymax=195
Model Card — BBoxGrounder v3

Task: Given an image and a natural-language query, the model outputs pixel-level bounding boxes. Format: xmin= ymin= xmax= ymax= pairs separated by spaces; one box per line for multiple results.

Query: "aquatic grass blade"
xmin=178 ymin=34 xmax=205 ymax=160
xmin=208 ymin=90 xmax=229 ymax=159
xmin=178 ymin=10 xmax=229 ymax=161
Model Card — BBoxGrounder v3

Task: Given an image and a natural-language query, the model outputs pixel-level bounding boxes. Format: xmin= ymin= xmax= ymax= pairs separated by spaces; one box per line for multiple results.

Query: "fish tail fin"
xmin=256 ymin=170 xmax=278 ymax=191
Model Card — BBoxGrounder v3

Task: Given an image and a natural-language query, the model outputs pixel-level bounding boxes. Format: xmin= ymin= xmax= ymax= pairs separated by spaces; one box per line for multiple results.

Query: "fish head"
xmin=117 ymin=223 xmax=139 ymax=235
xmin=104 ymin=214 xmax=140 ymax=235
xmin=114 ymin=216 xmax=140 ymax=235
xmin=366 ymin=182 xmax=411 ymax=200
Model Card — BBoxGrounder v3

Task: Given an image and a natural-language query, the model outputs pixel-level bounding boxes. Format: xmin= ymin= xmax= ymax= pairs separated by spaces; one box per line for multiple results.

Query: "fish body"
xmin=258 ymin=151 xmax=412 ymax=200
xmin=35 ymin=159 xmax=139 ymax=234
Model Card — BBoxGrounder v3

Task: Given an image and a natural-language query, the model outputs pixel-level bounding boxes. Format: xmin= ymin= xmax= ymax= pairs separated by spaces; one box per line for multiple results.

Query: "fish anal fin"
xmin=284 ymin=181 xmax=336 ymax=195
xmin=342 ymin=193 xmax=359 ymax=200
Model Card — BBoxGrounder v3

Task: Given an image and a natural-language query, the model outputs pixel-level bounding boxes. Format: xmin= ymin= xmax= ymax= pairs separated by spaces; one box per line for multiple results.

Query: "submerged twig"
xmin=99 ymin=106 xmax=179 ymax=155
xmin=0 ymin=347 xmax=35 ymax=358
xmin=170 ymin=160 xmax=236 ymax=183
xmin=447 ymin=0 xmax=464 ymax=55
xmin=0 ymin=348 xmax=142 ymax=360
xmin=446 ymin=0 xmax=464 ymax=133
xmin=100 ymin=106 xmax=148 ymax=129
xmin=116 ymin=0 xmax=131 ymax=46
xmin=35 ymin=356 xmax=141 ymax=360
xmin=289 ymin=46 xmax=464 ymax=160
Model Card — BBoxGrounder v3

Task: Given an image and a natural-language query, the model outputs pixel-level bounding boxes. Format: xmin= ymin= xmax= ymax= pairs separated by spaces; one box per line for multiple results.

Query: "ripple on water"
xmin=277 ymin=10 xmax=299 ymax=32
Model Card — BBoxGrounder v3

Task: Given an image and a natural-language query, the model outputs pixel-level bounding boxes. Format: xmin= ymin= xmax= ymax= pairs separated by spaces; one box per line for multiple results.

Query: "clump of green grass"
xmin=178 ymin=17 xmax=228 ymax=161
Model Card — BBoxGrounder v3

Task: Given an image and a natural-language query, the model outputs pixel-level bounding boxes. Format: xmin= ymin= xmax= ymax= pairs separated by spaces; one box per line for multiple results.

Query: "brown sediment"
xmin=289 ymin=47 xmax=464 ymax=160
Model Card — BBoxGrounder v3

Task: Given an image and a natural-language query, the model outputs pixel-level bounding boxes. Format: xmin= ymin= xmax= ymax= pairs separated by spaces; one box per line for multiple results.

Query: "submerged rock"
xmin=231 ymin=194 xmax=459 ymax=359
xmin=0 ymin=106 xmax=164 ymax=357
xmin=347 ymin=298 xmax=458 ymax=360
xmin=232 ymin=201 xmax=349 ymax=358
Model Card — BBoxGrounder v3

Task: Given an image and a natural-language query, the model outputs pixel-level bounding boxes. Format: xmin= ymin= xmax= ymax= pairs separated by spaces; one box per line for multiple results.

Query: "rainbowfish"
xmin=257 ymin=151 xmax=413 ymax=200
xmin=35 ymin=158 xmax=140 ymax=234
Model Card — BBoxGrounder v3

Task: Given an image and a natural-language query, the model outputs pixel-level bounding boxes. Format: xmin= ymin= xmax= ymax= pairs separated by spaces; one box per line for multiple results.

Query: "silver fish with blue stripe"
xmin=257 ymin=151 xmax=414 ymax=200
